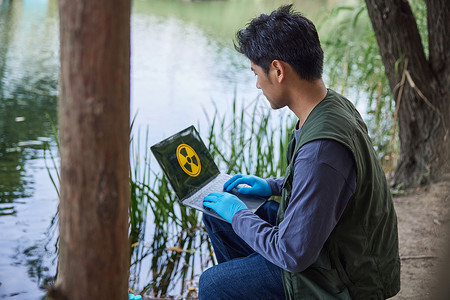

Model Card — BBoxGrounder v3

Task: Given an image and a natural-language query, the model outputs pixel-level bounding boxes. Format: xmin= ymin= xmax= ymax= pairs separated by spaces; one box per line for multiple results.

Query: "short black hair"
xmin=235 ymin=4 xmax=323 ymax=81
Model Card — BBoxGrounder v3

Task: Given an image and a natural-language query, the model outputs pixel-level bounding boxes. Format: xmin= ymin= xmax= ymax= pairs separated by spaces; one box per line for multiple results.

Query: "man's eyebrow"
xmin=250 ymin=67 xmax=255 ymax=72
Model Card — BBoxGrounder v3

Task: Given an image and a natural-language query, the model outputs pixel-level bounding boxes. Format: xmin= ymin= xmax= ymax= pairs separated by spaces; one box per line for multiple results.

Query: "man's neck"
xmin=287 ymin=78 xmax=327 ymax=128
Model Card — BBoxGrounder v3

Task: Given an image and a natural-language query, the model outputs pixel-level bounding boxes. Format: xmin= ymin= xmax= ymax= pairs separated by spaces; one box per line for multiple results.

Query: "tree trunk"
xmin=365 ymin=0 xmax=450 ymax=187
xmin=50 ymin=0 xmax=131 ymax=299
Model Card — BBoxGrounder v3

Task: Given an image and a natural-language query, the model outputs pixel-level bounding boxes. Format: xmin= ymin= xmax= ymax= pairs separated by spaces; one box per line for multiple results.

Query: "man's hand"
xmin=203 ymin=192 xmax=248 ymax=223
xmin=224 ymin=174 xmax=272 ymax=197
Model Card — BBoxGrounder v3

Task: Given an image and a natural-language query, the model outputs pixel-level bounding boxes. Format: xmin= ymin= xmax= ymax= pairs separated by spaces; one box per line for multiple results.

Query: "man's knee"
xmin=198 ymin=266 xmax=237 ymax=299
xmin=198 ymin=267 xmax=216 ymax=300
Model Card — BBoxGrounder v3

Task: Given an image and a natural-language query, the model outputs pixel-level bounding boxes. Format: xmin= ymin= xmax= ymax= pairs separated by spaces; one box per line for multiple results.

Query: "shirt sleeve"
xmin=231 ymin=139 xmax=356 ymax=273
xmin=266 ymin=177 xmax=285 ymax=196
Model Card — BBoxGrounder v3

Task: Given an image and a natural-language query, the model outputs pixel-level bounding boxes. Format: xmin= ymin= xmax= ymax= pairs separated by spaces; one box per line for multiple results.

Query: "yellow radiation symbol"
xmin=176 ymin=144 xmax=201 ymax=177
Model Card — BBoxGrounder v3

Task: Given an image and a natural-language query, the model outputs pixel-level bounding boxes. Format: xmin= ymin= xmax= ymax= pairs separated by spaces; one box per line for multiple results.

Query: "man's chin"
xmin=265 ymin=97 xmax=284 ymax=110
xmin=269 ymin=102 xmax=283 ymax=110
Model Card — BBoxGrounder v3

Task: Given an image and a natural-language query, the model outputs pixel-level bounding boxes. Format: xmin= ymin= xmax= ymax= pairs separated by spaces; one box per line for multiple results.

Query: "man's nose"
xmin=256 ymin=81 xmax=261 ymax=89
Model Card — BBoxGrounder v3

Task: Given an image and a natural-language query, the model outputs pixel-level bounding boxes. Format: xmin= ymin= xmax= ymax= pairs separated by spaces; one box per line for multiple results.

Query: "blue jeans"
xmin=199 ymin=200 xmax=286 ymax=300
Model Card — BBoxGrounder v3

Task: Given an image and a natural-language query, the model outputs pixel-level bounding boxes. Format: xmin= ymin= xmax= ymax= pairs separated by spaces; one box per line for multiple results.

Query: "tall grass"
xmin=206 ymin=95 xmax=295 ymax=179
xmin=129 ymin=129 xmax=212 ymax=297
xmin=128 ymin=95 xmax=296 ymax=297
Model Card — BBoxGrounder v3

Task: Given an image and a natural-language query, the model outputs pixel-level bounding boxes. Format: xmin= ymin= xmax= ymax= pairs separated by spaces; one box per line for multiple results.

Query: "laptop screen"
xmin=151 ymin=126 xmax=220 ymax=200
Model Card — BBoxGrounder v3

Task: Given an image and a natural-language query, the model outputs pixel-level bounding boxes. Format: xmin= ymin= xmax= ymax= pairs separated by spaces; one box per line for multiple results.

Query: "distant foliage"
xmin=319 ymin=0 xmax=427 ymax=171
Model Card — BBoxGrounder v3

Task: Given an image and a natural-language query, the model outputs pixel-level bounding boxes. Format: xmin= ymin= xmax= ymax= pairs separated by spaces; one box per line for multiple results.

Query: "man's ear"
xmin=271 ymin=60 xmax=285 ymax=83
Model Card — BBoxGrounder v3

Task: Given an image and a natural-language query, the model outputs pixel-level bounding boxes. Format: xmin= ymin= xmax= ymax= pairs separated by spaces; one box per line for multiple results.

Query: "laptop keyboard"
xmin=182 ymin=174 xmax=233 ymax=209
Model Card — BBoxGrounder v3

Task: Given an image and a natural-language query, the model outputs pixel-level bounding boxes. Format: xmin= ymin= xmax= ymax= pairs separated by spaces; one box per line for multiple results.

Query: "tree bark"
xmin=51 ymin=0 xmax=131 ymax=299
xmin=365 ymin=0 xmax=450 ymax=187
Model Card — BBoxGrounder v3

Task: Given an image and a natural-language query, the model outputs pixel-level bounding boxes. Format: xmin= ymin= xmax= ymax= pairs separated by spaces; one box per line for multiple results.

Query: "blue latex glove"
xmin=128 ymin=294 xmax=142 ymax=300
xmin=224 ymin=174 xmax=272 ymax=197
xmin=203 ymin=192 xmax=248 ymax=223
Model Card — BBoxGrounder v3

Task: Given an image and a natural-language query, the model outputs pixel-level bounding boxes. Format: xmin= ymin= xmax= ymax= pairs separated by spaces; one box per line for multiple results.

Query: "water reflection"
xmin=130 ymin=0 xmax=326 ymax=144
xmin=0 ymin=0 xmax=59 ymax=298
xmin=0 ymin=0 xmax=58 ymax=204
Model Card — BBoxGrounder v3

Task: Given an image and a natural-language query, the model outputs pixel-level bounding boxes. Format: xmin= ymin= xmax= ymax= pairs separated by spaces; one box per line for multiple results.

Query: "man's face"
xmin=251 ymin=61 xmax=285 ymax=109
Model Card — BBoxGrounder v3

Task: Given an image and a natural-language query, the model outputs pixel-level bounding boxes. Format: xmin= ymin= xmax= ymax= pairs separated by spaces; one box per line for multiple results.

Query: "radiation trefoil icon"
xmin=176 ymin=144 xmax=201 ymax=177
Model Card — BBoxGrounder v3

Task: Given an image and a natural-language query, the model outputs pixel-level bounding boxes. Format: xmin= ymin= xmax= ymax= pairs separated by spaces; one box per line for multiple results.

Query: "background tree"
xmin=364 ymin=0 xmax=449 ymax=187
xmin=49 ymin=0 xmax=131 ymax=299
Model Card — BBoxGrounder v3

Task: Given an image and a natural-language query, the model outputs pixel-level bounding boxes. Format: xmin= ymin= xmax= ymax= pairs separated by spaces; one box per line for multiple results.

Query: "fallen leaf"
xmin=167 ymin=246 xmax=195 ymax=253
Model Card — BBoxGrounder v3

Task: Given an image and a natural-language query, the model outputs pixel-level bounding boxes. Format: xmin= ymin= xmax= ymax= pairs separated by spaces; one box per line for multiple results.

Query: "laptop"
xmin=151 ymin=125 xmax=267 ymax=221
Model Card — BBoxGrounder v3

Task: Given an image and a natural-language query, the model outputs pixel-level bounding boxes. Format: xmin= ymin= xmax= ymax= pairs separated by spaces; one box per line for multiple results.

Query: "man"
xmin=200 ymin=5 xmax=400 ymax=299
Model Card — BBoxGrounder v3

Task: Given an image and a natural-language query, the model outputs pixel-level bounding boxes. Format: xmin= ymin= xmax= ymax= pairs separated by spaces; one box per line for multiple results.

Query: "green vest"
xmin=277 ymin=89 xmax=400 ymax=299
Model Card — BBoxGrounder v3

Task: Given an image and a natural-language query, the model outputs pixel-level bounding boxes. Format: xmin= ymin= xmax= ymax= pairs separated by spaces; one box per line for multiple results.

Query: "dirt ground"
xmin=389 ymin=175 xmax=450 ymax=299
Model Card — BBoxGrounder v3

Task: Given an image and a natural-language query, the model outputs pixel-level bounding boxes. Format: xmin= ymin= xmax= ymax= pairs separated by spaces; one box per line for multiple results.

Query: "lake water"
xmin=0 ymin=0 xmax=340 ymax=298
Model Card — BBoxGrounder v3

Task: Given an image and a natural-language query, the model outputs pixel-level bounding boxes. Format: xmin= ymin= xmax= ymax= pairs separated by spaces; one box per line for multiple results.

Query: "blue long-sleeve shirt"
xmin=231 ymin=133 xmax=356 ymax=273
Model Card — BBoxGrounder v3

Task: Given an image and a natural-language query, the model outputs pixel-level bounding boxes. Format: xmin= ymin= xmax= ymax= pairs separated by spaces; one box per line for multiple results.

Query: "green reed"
xmin=205 ymin=95 xmax=295 ymax=179
xmin=43 ymin=116 xmax=60 ymax=261
xmin=129 ymin=129 xmax=207 ymax=297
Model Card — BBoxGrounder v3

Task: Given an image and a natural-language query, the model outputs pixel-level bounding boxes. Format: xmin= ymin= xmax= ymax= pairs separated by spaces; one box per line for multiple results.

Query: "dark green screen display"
xmin=151 ymin=126 xmax=220 ymax=200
